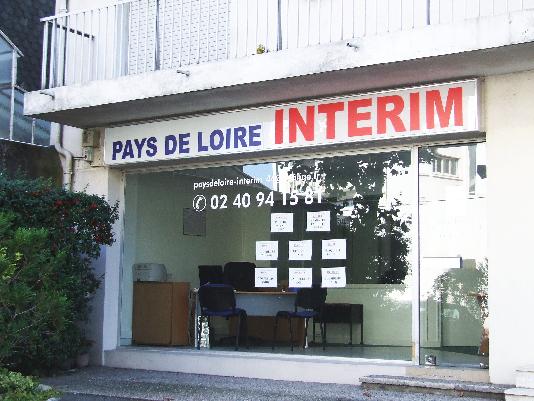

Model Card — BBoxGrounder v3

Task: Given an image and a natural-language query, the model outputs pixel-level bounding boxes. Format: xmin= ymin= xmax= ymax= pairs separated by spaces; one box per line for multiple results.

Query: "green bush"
xmin=0 ymin=174 xmax=119 ymax=374
xmin=0 ymin=368 xmax=59 ymax=401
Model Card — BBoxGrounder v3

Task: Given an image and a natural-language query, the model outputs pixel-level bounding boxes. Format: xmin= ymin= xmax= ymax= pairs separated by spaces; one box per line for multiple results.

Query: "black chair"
xmin=198 ymin=265 xmax=224 ymax=286
xmin=197 ymin=284 xmax=247 ymax=350
xmin=223 ymin=262 xmax=255 ymax=291
xmin=313 ymin=303 xmax=364 ymax=345
xmin=272 ymin=287 xmax=327 ymax=351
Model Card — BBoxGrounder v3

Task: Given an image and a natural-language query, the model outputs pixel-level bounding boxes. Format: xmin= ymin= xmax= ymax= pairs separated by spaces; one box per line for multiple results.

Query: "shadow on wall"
xmin=0 ymin=140 xmax=62 ymax=184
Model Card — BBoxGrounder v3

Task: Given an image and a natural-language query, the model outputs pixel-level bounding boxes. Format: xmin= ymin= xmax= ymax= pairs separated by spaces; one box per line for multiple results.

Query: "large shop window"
xmin=419 ymin=143 xmax=488 ymax=368
xmin=121 ymin=144 xmax=488 ymax=366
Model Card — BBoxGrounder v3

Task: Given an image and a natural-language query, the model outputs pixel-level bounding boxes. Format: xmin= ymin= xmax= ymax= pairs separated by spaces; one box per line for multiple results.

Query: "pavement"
xmin=41 ymin=367 xmax=501 ymax=401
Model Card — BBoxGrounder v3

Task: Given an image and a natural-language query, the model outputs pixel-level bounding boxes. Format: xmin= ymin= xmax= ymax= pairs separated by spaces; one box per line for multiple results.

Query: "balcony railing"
xmin=40 ymin=0 xmax=534 ymax=89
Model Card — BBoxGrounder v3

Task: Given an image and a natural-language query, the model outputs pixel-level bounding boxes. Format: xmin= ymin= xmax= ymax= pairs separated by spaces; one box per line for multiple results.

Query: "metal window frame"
xmin=116 ymin=135 xmax=485 ymax=366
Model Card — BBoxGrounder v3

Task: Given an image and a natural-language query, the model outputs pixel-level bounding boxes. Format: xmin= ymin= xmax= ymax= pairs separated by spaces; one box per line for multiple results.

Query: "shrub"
xmin=0 ymin=368 xmax=59 ymax=401
xmin=0 ymin=174 xmax=119 ymax=373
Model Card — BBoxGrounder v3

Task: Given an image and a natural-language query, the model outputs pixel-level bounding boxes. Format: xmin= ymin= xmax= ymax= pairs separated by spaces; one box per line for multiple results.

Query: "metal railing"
xmin=40 ymin=0 xmax=534 ymax=89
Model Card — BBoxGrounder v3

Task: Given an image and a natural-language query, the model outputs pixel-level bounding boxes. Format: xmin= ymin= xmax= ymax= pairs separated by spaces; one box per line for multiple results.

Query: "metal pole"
xmin=155 ymin=0 xmax=161 ymax=69
xmin=277 ymin=0 xmax=282 ymax=50
xmin=410 ymin=146 xmax=421 ymax=366
xmin=9 ymin=50 xmax=16 ymax=140
xmin=41 ymin=22 xmax=49 ymax=89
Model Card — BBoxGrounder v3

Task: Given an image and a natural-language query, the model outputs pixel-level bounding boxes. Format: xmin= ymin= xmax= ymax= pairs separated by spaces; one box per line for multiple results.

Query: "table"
xmin=193 ymin=290 xmax=297 ymax=347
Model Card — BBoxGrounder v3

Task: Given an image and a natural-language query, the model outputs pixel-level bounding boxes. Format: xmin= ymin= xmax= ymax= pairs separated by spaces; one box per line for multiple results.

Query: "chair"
xmin=272 ymin=287 xmax=327 ymax=351
xmin=197 ymin=284 xmax=248 ymax=350
xmin=223 ymin=262 xmax=255 ymax=291
xmin=198 ymin=265 xmax=224 ymax=286
xmin=313 ymin=303 xmax=364 ymax=345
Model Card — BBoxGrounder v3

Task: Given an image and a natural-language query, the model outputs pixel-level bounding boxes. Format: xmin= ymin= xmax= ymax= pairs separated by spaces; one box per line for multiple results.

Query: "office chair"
xmin=223 ymin=262 xmax=256 ymax=291
xmin=198 ymin=265 xmax=224 ymax=286
xmin=197 ymin=284 xmax=248 ymax=350
xmin=272 ymin=287 xmax=327 ymax=351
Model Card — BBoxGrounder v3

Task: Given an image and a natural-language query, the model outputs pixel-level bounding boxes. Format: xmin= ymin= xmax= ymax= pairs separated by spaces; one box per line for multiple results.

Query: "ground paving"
xmin=43 ymin=366 xmax=498 ymax=401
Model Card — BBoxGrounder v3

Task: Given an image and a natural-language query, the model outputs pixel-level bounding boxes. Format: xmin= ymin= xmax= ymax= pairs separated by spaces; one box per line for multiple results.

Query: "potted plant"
xmin=75 ymin=340 xmax=93 ymax=369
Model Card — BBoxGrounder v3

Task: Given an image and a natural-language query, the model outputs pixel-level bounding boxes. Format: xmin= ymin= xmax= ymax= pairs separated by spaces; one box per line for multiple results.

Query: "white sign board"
xmin=307 ymin=211 xmax=331 ymax=232
xmin=321 ymin=267 xmax=347 ymax=288
xmin=322 ymin=239 xmax=347 ymax=260
xmin=289 ymin=268 xmax=313 ymax=288
xmin=255 ymin=241 xmax=278 ymax=260
xmin=255 ymin=268 xmax=278 ymax=288
xmin=289 ymin=240 xmax=313 ymax=260
xmin=105 ymin=80 xmax=480 ymax=165
xmin=271 ymin=213 xmax=293 ymax=233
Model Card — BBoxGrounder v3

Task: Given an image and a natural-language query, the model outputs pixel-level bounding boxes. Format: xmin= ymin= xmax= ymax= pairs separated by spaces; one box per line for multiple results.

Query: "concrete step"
xmin=406 ymin=365 xmax=490 ymax=383
xmin=360 ymin=375 xmax=513 ymax=400
xmin=516 ymin=366 xmax=534 ymax=389
xmin=506 ymin=387 xmax=534 ymax=401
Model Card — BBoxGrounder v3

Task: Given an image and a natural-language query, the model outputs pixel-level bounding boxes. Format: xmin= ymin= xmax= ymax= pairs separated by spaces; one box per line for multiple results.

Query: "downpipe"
xmin=53 ymin=123 xmax=73 ymax=190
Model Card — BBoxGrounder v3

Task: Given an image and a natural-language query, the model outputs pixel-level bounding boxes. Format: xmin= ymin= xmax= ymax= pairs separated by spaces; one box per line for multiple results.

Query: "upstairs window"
xmin=431 ymin=155 xmax=459 ymax=177
xmin=0 ymin=31 xmax=51 ymax=146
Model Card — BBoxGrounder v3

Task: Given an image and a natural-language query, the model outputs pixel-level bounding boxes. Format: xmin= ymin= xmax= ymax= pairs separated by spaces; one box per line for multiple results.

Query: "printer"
xmin=133 ymin=263 xmax=167 ymax=282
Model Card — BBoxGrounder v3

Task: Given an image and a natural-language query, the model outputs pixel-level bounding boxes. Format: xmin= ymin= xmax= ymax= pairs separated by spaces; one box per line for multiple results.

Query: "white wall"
xmin=71 ymin=161 xmax=124 ymax=364
xmin=486 ymin=69 xmax=534 ymax=384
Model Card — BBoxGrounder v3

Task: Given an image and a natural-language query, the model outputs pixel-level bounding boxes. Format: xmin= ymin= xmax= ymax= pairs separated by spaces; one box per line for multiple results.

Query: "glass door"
xmin=418 ymin=143 xmax=488 ymax=368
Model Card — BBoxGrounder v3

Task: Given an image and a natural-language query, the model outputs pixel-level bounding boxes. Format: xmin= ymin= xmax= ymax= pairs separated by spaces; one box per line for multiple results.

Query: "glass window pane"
xmin=34 ymin=119 xmax=51 ymax=146
xmin=12 ymin=89 xmax=32 ymax=143
xmin=121 ymin=151 xmax=414 ymax=360
xmin=419 ymin=143 xmax=488 ymax=368
xmin=451 ymin=160 xmax=458 ymax=176
xmin=0 ymin=88 xmax=10 ymax=139
xmin=443 ymin=159 xmax=450 ymax=174
xmin=0 ymin=37 xmax=13 ymax=85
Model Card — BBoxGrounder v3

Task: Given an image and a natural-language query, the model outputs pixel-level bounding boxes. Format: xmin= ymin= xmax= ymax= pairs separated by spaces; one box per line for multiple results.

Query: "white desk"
xmin=194 ymin=290 xmax=297 ymax=347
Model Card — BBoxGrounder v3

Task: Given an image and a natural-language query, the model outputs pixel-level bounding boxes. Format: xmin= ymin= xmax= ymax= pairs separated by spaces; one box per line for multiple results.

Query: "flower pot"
xmin=76 ymin=353 xmax=90 ymax=368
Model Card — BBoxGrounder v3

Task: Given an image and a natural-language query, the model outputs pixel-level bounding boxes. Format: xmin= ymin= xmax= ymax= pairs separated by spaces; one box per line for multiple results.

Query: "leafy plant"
xmin=0 ymin=368 xmax=59 ymax=401
xmin=0 ymin=174 xmax=119 ymax=374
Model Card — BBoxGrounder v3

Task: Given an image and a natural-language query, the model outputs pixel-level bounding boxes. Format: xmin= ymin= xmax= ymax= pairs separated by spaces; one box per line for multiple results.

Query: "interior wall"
xmin=486 ymin=69 xmax=534 ymax=384
xmin=120 ymin=170 xmax=271 ymax=341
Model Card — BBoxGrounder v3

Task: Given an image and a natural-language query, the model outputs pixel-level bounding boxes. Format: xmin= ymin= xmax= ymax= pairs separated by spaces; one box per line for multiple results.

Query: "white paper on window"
xmin=289 ymin=268 xmax=313 ymax=288
xmin=306 ymin=211 xmax=330 ymax=232
xmin=288 ymin=240 xmax=313 ymax=260
xmin=321 ymin=267 xmax=346 ymax=288
xmin=271 ymin=213 xmax=293 ymax=233
xmin=255 ymin=268 xmax=277 ymax=288
xmin=255 ymin=241 xmax=278 ymax=260
xmin=322 ymin=239 xmax=346 ymax=259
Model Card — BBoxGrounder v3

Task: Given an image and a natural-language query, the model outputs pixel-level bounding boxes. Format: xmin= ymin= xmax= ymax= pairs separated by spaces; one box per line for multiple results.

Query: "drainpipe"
xmin=53 ymin=123 xmax=73 ymax=190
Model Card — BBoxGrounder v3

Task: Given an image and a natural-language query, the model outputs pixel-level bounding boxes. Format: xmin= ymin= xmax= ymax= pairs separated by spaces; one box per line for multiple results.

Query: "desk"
xmin=193 ymin=290 xmax=297 ymax=347
xmin=235 ymin=291 xmax=296 ymax=315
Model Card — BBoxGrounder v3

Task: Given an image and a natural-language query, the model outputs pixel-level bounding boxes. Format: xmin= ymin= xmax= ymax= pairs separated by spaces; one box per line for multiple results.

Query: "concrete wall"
xmin=486 ymin=69 xmax=534 ymax=384
xmin=0 ymin=139 xmax=62 ymax=182
xmin=72 ymin=164 xmax=124 ymax=364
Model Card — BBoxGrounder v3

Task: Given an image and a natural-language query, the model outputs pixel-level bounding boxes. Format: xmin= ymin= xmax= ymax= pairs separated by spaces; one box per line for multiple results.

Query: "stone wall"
xmin=0 ymin=140 xmax=61 ymax=184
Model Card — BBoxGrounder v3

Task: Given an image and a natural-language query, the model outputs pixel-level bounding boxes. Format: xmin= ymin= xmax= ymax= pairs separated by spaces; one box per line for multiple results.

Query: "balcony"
xmin=26 ymin=0 xmax=534 ymax=127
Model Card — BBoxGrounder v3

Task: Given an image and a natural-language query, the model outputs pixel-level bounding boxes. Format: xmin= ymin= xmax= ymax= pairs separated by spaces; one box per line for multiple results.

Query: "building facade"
xmin=24 ymin=0 xmax=534 ymax=395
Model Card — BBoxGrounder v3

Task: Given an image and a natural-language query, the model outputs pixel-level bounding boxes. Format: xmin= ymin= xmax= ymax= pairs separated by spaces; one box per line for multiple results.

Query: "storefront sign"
xmin=104 ymin=80 xmax=480 ymax=165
